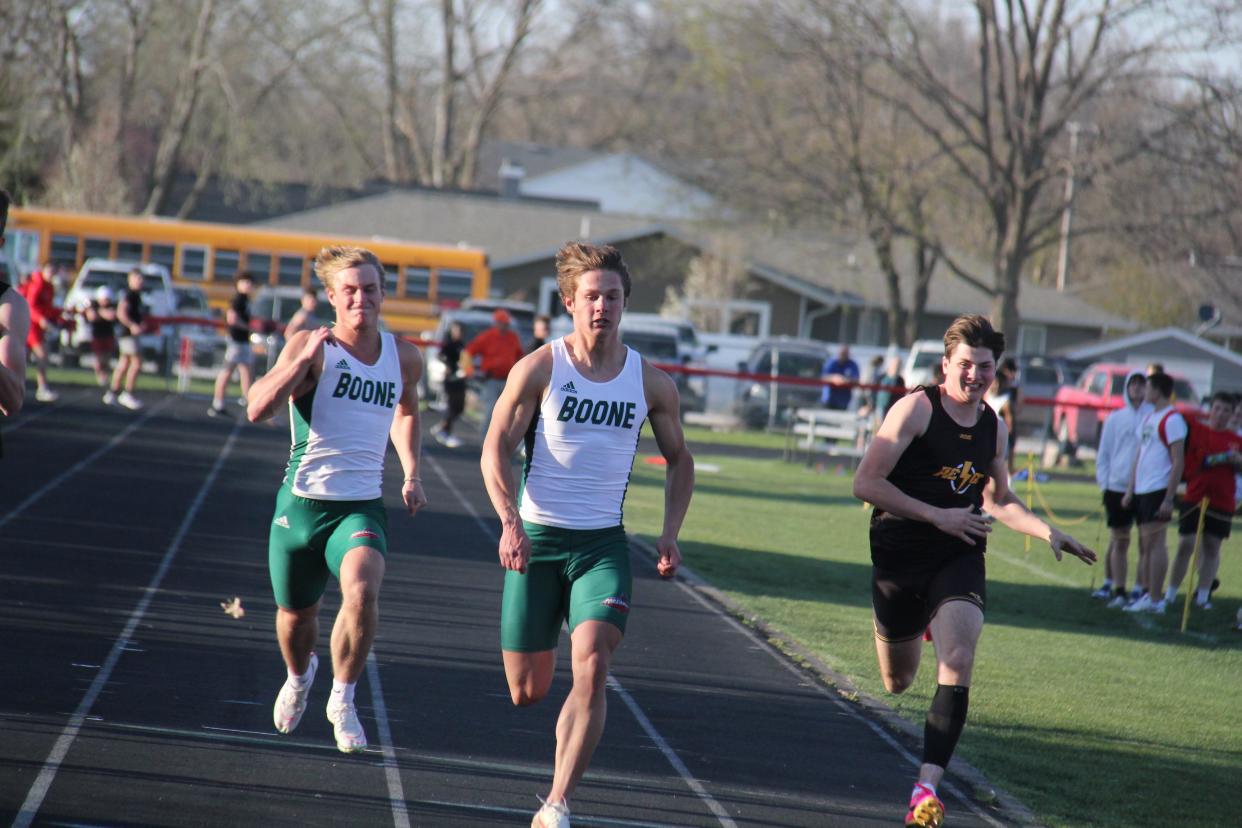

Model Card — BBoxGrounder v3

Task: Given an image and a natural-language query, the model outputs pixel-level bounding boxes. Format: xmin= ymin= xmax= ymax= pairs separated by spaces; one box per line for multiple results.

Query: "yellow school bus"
xmin=5 ymin=206 xmax=490 ymax=335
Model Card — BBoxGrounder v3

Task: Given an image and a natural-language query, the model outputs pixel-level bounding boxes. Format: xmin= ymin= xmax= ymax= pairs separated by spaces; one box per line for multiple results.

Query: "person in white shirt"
xmin=1093 ymin=371 xmax=1150 ymax=606
xmin=1121 ymin=372 xmax=1186 ymax=614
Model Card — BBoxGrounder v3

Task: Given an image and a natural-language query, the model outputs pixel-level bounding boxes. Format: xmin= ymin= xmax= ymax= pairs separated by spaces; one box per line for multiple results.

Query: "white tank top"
xmin=285 ymin=333 xmax=402 ymax=500
xmin=519 ymin=337 xmax=649 ymax=530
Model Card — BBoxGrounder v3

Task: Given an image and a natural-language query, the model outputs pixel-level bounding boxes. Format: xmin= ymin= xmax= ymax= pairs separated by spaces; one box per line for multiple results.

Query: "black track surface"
xmin=0 ymin=391 xmax=1009 ymax=827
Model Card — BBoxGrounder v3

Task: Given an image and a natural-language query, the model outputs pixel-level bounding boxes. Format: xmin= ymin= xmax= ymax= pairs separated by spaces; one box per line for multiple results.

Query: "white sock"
xmin=287 ymin=661 xmax=313 ymax=688
xmin=331 ymin=679 xmax=355 ymax=705
xmin=912 ymin=781 xmax=936 ymax=798
xmin=1165 ymin=587 xmax=1178 ymax=603
xmin=1196 ymin=587 xmax=1211 ymax=604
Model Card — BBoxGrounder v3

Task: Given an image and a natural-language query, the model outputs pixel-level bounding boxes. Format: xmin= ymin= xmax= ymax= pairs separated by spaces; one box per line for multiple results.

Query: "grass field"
xmin=625 ymin=430 xmax=1242 ymax=828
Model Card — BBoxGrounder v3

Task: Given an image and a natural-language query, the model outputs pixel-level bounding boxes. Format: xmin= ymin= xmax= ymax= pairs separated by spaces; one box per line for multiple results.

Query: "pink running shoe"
xmin=905 ymin=783 xmax=944 ymax=828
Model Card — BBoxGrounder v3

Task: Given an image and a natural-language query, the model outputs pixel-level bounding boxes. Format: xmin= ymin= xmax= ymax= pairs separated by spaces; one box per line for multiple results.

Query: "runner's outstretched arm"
xmin=982 ymin=418 xmax=1097 ymax=564
xmin=247 ymin=328 xmax=329 ymax=422
xmin=644 ymin=361 xmax=694 ymax=578
xmin=479 ymin=351 xmax=551 ymax=574
xmin=0 ymin=290 xmax=30 ymax=415
xmin=389 ymin=340 xmax=427 ymax=516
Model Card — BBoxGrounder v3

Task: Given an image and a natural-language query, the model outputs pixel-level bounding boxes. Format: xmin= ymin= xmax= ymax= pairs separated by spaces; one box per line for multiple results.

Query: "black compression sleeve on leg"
xmin=922 ymin=684 xmax=970 ymax=768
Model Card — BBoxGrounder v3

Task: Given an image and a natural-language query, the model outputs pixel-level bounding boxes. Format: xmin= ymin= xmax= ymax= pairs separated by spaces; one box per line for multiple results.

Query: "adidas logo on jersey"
xmin=335 ymin=358 xmax=350 ymax=370
xmin=560 ymin=381 xmax=577 ymax=394
xmin=273 ymin=515 xmax=290 ymax=528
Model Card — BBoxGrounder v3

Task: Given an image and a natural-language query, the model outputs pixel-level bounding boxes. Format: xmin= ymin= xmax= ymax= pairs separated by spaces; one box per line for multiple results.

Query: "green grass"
xmin=625 ymin=431 xmax=1242 ymax=828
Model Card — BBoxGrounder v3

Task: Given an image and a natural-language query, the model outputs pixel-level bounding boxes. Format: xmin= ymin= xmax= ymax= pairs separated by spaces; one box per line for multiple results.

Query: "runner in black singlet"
xmin=854 ymin=314 xmax=1096 ymax=828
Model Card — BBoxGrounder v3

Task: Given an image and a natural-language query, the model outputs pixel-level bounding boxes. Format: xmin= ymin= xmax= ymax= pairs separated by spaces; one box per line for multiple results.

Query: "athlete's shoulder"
xmin=507 ymin=345 xmax=554 ymax=393
xmin=640 ymin=354 xmax=678 ymax=407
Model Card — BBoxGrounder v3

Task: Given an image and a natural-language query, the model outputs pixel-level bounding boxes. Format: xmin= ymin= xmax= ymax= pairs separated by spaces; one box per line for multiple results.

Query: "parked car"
xmin=61 ymin=259 xmax=177 ymax=366
xmin=733 ymin=337 xmax=832 ymax=428
xmin=621 ymin=312 xmax=711 ymax=364
xmin=1010 ymin=355 xmax=1089 ymax=434
xmin=248 ymin=286 xmax=334 ymax=369
xmin=902 ymin=339 xmax=944 ymax=389
xmin=170 ymin=285 xmax=223 ymax=367
xmin=1052 ymin=362 xmax=1200 ymax=449
xmin=460 ymin=298 xmax=537 ymax=331
xmin=619 ymin=321 xmax=706 ymax=414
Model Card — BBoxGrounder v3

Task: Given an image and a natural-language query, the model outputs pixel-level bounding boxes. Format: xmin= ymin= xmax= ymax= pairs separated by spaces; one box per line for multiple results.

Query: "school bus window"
xmin=404 ymin=267 xmax=430 ymax=299
xmin=438 ymin=269 xmax=473 ymax=302
xmin=117 ymin=240 xmax=143 ymax=261
xmin=381 ymin=263 xmax=399 ymax=294
xmin=180 ymin=244 xmax=208 ymax=280
xmin=277 ymin=255 xmax=304 ymax=286
xmin=85 ymin=237 xmax=111 ymax=260
xmin=51 ymin=234 xmax=79 ymax=264
xmin=247 ymin=252 xmax=272 ymax=283
xmin=151 ymin=243 xmax=175 ymax=272
xmin=214 ymin=248 xmax=241 ymax=280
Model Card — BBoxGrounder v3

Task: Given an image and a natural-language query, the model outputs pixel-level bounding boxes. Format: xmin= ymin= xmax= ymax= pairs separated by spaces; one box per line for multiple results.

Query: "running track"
xmin=0 ymin=390 xmax=1013 ymax=827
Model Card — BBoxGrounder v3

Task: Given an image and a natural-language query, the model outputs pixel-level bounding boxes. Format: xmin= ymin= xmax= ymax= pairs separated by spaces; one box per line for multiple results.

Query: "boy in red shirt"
xmin=1166 ymin=392 xmax=1242 ymax=609
xmin=19 ymin=262 xmax=61 ymax=402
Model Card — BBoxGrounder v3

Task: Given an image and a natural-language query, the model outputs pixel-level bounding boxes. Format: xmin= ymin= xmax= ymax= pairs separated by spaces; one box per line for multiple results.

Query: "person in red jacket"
xmin=1165 ymin=391 xmax=1242 ymax=609
xmin=19 ymin=262 xmax=61 ymax=402
xmin=464 ymin=308 xmax=525 ymax=439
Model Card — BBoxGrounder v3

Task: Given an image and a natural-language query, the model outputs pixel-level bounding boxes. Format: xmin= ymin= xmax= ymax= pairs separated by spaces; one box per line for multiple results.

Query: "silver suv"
xmin=62 ymin=259 xmax=177 ymax=365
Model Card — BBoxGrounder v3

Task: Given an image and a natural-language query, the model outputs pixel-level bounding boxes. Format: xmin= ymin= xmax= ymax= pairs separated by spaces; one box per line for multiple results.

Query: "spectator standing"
xmin=873 ymin=356 xmax=906 ymax=422
xmin=1121 ymin=372 xmax=1186 ymax=614
xmin=19 ymin=262 xmax=60 ymax=402
xmin=1165 ymin=392 xmax=1242 ymax=609
xmin=85 ymin=286 xmax=118 ymax=387
xmin=0 ymin=188 xmax=31 ymax=457
xmin=282 ymin=288 xmax=323 ymax=339
xmin=1093 ymin=371 xmax=1150 ymax=606
xmin=821 ymin=344 xmax=860 ymax=410
xmin=463 ymin=308 xmax=525 ymax=439
xmin=104 ymin=268 xmax=146 ymax=410
xmin=434 ymin=320 xmax=468 ymax=448
xmin=528 ymin=313 xmax=550 ymax=354
xmin=209 ymin=272 xmax=256 ymax=417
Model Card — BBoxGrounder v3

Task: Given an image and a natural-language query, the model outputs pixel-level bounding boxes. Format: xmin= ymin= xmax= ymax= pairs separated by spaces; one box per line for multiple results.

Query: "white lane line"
xmin=0 ymin=396 xmax=173 ymax=532
xmin=632 ymin=536 xmax=1008 ymax=828
xmin=365 ymin=651 xmax=411 ymax=828
xmin=425 ymin=453 xmax=738 ymax=828
xmin=13 ymin=421 xmax=243 ymax=828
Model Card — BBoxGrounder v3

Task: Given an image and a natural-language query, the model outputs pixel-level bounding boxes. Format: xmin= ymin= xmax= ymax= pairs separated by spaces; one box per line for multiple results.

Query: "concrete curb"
xmin=628 ymin=534 xmax=1044 ymax=828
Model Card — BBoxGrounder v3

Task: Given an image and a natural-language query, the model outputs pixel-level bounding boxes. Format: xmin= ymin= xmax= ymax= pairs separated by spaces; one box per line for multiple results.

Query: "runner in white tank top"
xmin=247 ymin=246 xmax=426 ymax=755
xmin=518 ymin=336 xmax=648 ymax=529
xmin=480 ymin=243 xmax=696 ymax=827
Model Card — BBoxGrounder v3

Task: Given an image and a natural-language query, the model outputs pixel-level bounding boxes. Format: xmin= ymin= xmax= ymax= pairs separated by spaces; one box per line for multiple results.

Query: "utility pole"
xmin=1055 ymin=122 xmax=1081 ymax=292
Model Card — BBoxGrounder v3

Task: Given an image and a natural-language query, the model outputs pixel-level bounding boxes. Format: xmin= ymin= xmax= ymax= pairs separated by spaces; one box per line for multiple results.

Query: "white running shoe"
xmin=443 ymin=434 xmax=462 ymax=449
xmin=531 ymin=797 xmax=571 ymax=828
xmin=35 ymin=387 xmax=59 ymax=402
xmin=433 ymin=429 xmax=449 ymax=445
xmin=1123 ymin=594 xmax=1153 ymax=613
xmin=273 ymin=652 xmax=318 ymax=734
xmin=326 ymin=698 xmax=367 ymax=753
xmin=1150 ymin=599 xmax=1167 ymax=615
xmin=1106 ymin=594 xmax=1128 ymax=609
xmin=102 ymin=390 xmax=117 ymax=405
xmin=117 ymin=391 xmax=143 ymax=410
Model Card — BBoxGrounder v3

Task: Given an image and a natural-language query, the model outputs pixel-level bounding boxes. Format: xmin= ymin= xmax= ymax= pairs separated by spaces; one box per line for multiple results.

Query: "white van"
xmin=62 ymin=259 xmax=178 ymax=365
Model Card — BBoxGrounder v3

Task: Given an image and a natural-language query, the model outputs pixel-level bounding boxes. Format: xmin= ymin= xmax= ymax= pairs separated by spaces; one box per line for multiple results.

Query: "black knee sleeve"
xmin=922 ymin=684 xmax=969 ymax=768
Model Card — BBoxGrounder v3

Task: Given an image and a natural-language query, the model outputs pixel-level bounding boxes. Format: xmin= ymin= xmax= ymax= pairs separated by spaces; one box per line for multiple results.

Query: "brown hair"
xmin=943 ymin=314 xmax=1005 ymax=360
xmin=313 ymin=245 xmax=383 ymax=291
xmin=0 ymin=188 xmax=9 ymax=236
xmin=554 ymin=242 xmax=631 ymax=300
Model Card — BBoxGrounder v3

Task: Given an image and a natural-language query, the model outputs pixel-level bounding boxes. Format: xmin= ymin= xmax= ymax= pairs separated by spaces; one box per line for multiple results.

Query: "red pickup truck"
xmin=1051 ymin=362 xmax=1201 ymax=448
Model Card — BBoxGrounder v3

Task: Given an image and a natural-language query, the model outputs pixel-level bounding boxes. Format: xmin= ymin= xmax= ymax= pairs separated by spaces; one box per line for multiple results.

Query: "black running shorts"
xmin=1102 ymin=490 xmax=1137 ymax=529
xmin=1133 ymin=491 xmax=1169 ymax=525
xmin=869 ymin=513 xmax=987 ymax=643
xmin=1178 ymin=500 xmax=1233 ymax=540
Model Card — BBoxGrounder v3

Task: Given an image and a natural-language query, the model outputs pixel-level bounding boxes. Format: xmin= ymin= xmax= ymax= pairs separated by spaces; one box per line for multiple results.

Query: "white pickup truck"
xmin=61 ymin=259 xmax=178 ymax=367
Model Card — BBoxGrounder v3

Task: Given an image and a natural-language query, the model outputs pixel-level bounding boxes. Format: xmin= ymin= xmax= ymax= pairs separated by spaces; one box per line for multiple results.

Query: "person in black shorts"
xmin=209 ymin=272 xmax=256 ymax=416
xmin=104 ymin=268 xmax=146 ymax=410
xmin=433 ymin=320 xmax=467 ymax=448
xmin=1093 ymin=371 xmax=1149 ymax=605
xmin=0 ymin=188 xmax=31 ymax=457
xmin=854 ymin=314 xmax=1095 ymax=828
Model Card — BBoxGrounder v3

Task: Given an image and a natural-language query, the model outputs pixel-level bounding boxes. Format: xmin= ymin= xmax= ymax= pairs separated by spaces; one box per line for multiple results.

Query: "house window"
xmin=1017 ymin=324 xmax=1047 ymax=355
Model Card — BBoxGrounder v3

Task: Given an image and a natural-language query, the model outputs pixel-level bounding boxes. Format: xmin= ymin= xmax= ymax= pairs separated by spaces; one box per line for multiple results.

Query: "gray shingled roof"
xmin=257 ymin=188 xmax=1135 ymax=331
xmin=474 ymin=141 xmax=606 ymax=190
